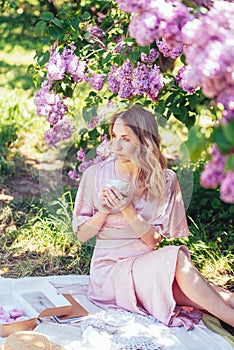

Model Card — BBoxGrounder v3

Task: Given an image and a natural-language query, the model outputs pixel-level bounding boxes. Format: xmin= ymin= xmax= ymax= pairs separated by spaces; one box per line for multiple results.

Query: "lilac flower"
xmin=217 ymin=88 xmax=234 ymax=112
xmin=129 ymin=11 xmax=160 ymax=46
xmin=116 ymin=0 xmax=151 ymax=13
xmin=68 ymin=169 xmax=79 ymax=180
xmin=141 ymin=48 xmax=159 ymax=64
xmin=115 ymin=43 xmax=127 ymax=53
xmin=220 ymin=171 xmax=234 ymax=203
xmin=157 ymin=1 xmax=192 ymax=50
xmin=107 ymin=71 xmax=120 ymax=94
xmin=107 ymin=65 xmax=120 ymax=94
xmin=119 ymin=61 xmax=133 ymax=79
xmin=182 ymin=2 xmax=234 ymax=102
xmin=34 ymin=81 xmax=68 ymax=124
xmin=156 ymin=39 xmax=183 ymax=60
xmin=175 ymin=66 xmax=197 ymax=94
xmin=221 ymin=110 xmax=234 ymax=125
xmin=90 ymin=73 xmax=105 ymax=91
xmin=147 ymin=65 xmax=164 ymax=101
xmin=96 ymin=140 xmax=114 ymax=159
xmin=100 ymin=133 xmax=108 ymax=142
xmin=46 ymin=50 xmax=66 ymax=81
xmin=73 ymin=60 xmax=86 ymax=83
xmin=77 ymin=148 xmax=86 ymax=161
xmin=44 ymin=117 xmax=75 ymax=146
xmin=132 ymin=63 xmax=150 ymax=95
xmin=119 ymin=80 xmax=135 ymax=99
xmin=87 ymin=24 xmax=104 ymax=38
xmin=62 ymin=44 xmax=86 ymax=83
xmin=86 ymin=115 xmax=103 ymax=129
xmin=200 ymin=145 xmax=226 ymax=188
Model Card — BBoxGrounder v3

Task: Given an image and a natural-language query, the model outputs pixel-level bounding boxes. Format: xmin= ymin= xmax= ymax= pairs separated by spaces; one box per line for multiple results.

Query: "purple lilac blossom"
xmin=216 ymin=88 xmax=234 ymax=112
xmin=157 ymin=1 xmax=192 ymax=49
xmin=68 ymin=169 xmax=79 ymax=180
xmin=200 ymin=145 xmax=226 ymax=188
xmin=147 ymin=65 xmax=164 ymax=101
xmin=141 ymin=48 xmax=159 ymax=64
xmin=132 ymin=63 xmax=150 ymax=95
xmin=77 ymin=148 xmax=86 ymax=161
xmin=182 ymin=2 xmax=234 ymax=102
xmin=119 ymin=61 xmax=133 ymax=79
xmin=221 ymin=110 xmax=234 ymax=125
xmin=78 ymin=140 xmax=115 ymax=173
xmin=90 ymin=73 xmax=105 ymax=91
xmin=87 ymin=24 xmax=104 ymax=38
xmin=34 ymin=81 xmax=68 ymax=124
xmin=156 ymin=39 xmax=183 ymax=59
xmin=44 ymin=117 xmax=75 ymax=146
xmin=119 ymin=80 xmax=135 ymax=99
xmin=46 ymin=50 xmax=66 ymax=81
xmin=220 ymin=171 xmax=234 ymax=203
xmin=107 ymin=69 xmax=120 ymax=94
xmin=86 ymin=115 xmax=103 ymax=129
xmin=116 ymin=0 xmax=151 ymax=13
xmin=175 ymin=65 xmax=197 ymax=94
xmin=129 ymin=11 xmax=160 ymax=46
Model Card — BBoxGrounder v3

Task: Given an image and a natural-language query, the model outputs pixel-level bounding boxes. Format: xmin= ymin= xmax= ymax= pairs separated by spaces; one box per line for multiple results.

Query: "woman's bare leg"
xmin=175 ymin=250 xmax=234 ymax=327
xmin=211 ymin=284 xmax=234 ymax=309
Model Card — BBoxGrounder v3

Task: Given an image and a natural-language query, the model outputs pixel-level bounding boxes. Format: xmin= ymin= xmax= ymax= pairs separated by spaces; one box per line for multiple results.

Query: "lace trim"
xmin=79 ymin=309 xmax=163 ymax=350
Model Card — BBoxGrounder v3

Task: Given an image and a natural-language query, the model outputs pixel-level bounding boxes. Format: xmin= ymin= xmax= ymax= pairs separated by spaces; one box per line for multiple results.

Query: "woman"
xmin=72 ymin=105 xmax=234 ymax=330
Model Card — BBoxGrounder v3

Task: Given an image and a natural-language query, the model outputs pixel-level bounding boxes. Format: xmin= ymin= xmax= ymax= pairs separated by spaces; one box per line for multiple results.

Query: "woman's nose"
xmin=113 ymin=139 xmax=122 ymax=151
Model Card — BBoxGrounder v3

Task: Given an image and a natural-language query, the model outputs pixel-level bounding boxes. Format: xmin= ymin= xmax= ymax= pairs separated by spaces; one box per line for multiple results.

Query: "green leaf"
xmin=212 ymin=126 xmax=233 ymax=153
xmin=211 ymin=198 xmax=221 ymax=209
xmin=224 ymin=154 xmax=234 ymax=171
xmin=155 ymin=100 xmax=165 ymax=115
xmin=40 ymin=12 xmax=54 ymax=21
xmin=113 ymin=55 xmax=123 ymax=66
xmin=64 ymin=86 xmax=73 ymax=98
xmin=79 ymin=128 xmax=88 ymax=136
xmin=187 ymin=94 xmax=198 ymax=110
xmin=47 ymin=26 xmax=64 ymax=40
xmin=34 ymin=20 xmax=46 ymax=36
xmin=85 ymin=147 xmax=97 ymax=160
xmin=52 ymin=18 xmax=63 ymax=28
xmin=82 ymin=105 xmax=98 ymax=123
xmin=37 ymin=50 xmax=50 ymax=66
xmin=71 ymin=19 xmax=79 ymax=31
xmin=165 ymin=92 xmax=178 ymax=106
xmin=185 ymin=114 xmax=196 ymax=129
xmin=81 ymin=11 xmax=91 ymax=20
xmin=128 ymin=50 xmax=140 ymax=63
xmin=223 ymin=120 xmax=234 ymax=144
xmin=88 ymin=128 xmax=99 ymax=139
xmin=184 ymin=127 xmax=204 ymax=162
xmin=102 ymin=52 xmax=112 ymax=65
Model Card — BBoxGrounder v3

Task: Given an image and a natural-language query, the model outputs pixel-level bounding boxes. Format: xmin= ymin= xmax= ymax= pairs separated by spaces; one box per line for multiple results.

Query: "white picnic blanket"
xmin=0 ymin=275 xmax=233 ymax=349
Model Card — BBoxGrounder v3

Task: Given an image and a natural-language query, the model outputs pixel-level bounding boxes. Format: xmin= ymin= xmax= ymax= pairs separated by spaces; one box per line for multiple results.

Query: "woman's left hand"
xmin=102 ymin=186 xmax=132 ymax=211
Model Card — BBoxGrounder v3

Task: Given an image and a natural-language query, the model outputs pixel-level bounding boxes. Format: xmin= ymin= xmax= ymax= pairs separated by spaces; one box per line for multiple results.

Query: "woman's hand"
xmin=97 ymin=192 xmax=113 ymax=214
xmin=102 ymin=186 xmax=132 ymax=212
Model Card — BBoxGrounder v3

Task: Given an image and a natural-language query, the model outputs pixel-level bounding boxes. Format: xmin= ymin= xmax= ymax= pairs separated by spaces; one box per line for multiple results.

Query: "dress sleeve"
xmin=72 ymin=166 xmax=96 ymax=233
xmin=148 ymin=169 xmax=190 ymax=239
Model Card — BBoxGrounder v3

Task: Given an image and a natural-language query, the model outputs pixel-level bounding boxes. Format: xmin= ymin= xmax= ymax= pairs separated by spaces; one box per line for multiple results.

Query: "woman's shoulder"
xmin=82 ymin=157 xmax=115 ymax=176
xmin=165 ymin=168 xmax=178 ymax=187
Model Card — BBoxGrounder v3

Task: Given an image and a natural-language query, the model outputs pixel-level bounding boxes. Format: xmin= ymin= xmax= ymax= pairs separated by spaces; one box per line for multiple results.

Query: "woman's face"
xmin=111 ymin=119 xmax=139 ymax=163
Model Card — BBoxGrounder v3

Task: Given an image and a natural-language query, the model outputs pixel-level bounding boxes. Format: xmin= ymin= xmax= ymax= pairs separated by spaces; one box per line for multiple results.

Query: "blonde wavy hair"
xmin=109 ymin=105 xmax=168 ymax=200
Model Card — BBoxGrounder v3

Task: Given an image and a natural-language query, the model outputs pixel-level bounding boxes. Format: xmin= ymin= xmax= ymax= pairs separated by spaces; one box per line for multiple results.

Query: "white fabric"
xmin=0 ymin=275 xmax=233 ymax=349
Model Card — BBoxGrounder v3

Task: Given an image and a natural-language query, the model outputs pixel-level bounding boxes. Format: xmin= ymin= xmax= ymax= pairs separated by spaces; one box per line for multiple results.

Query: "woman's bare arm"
xmin=121 ymin=203 xmax=162 ymax=249
xmin=76 ymin=211 xmax=109 ymax=242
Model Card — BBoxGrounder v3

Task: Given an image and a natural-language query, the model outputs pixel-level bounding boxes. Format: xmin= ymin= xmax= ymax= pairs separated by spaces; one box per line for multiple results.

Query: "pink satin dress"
xmin=72 ymin=157 xmax=202 ymax=330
